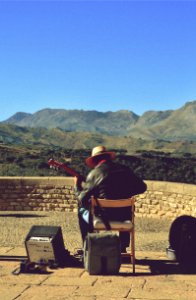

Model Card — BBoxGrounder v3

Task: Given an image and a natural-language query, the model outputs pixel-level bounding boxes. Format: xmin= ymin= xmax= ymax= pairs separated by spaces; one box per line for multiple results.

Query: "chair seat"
xmin=93 ymin=217 xmax=133 ymax=230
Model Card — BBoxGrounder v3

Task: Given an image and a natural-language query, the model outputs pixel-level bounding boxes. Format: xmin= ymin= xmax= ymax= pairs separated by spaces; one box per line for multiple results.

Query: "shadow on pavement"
xmin=56 ymin=255 xmax=196 ymax=276
xmin=136 ymin=258 xmax=196 ymax=275
xmin=0 ymin=213 xmax=46 ymax=218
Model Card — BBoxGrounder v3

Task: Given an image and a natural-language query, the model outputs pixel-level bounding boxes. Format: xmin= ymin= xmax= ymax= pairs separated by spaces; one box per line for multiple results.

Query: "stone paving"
xmin=0 ymin=247 xmax=196 ymax=300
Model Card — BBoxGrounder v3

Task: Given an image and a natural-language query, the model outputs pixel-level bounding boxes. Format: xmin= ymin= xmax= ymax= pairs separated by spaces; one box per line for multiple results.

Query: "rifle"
xmin=48 ymin=158 xmax=82 ymax=178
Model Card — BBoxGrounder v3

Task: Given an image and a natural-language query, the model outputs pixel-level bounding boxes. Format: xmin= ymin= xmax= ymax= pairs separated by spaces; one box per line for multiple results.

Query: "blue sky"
xmin=0 ymin=0 xmax=196 ymax=121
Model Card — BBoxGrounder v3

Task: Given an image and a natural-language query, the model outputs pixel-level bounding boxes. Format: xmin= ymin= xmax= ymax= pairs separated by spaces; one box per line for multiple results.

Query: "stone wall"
xmin=0 ymin=177 xmax=195 ymax=219
xmin=136 ymin=180 xmax=195 ymax=219
xmin=0 ymin=177 xmax=77 ymax=212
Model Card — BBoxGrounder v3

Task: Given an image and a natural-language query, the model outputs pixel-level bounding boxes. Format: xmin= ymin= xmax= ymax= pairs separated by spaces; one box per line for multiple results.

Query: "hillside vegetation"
xmin=0 ymin=144 xmax=195 ymax=184
xmin=0 ymin=123 xmax=196 ymax=155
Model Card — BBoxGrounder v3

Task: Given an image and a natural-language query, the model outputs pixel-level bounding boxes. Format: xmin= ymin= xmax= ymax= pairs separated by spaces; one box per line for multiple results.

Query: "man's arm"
xmin=74 ymin=171 xmax=96 ymax=208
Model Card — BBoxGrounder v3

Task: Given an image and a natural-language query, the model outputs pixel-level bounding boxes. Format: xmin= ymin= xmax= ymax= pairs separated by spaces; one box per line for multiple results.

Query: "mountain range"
xmin=2 ymin=101 xmax=196 ymax=141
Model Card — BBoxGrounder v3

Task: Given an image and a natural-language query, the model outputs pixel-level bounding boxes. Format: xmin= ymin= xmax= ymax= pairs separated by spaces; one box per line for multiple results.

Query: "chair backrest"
xmin=91 ymin=197 xmax=134 ymax=209
xmin=90 ymin=197 xmax=135 ymax=228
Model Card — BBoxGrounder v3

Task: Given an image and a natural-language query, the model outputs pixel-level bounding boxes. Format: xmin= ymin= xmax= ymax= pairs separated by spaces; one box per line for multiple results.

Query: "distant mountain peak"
xmin=4 ymin=112 xmax=32 ymax=123
xmin=184 ymin=100 xmax=196 ymax=106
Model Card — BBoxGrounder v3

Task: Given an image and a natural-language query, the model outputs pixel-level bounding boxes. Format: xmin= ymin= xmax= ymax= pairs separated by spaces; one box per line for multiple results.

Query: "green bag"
xmin=83 ymin=232 xmax=121 ymax=275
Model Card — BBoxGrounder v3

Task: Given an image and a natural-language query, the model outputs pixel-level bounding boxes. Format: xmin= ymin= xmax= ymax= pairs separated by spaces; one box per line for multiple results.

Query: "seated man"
xmin=74 ymin=145 xmax=147 ymax=252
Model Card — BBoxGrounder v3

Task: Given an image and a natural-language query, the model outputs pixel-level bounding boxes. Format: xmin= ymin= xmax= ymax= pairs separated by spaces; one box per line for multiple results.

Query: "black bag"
xmin=83 ymin=233 xmax=121 ymax=275
xmin=169 ymin=215 xmax=196 ymax=266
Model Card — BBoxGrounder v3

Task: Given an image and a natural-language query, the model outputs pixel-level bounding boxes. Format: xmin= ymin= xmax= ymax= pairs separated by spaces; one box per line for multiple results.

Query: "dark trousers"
xmin=78 ymin=211 xmax=130 ymax=250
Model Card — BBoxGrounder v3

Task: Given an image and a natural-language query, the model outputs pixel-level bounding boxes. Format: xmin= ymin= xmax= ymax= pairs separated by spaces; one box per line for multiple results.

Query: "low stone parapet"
xmin=0 ymin=177 xmax=195 ymax=219
xmin=0 ymin=177 xmax=77 ymax=212
xmin=136 ymin=180 xmax=195 ymax=218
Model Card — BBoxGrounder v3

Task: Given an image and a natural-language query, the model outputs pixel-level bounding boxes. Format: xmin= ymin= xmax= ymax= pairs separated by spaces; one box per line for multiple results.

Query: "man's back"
xmin=89 ymin=160 xmax=146 ymax=199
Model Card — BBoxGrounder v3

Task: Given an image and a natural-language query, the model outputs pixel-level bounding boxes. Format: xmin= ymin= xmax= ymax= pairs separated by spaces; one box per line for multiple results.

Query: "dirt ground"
xmin=0 ymin=211 xmax=171 ymax=254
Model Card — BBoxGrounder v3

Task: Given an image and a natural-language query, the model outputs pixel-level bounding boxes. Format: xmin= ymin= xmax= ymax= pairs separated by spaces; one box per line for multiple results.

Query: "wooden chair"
xmin=90 ymin=197 xmax=135 ymax=274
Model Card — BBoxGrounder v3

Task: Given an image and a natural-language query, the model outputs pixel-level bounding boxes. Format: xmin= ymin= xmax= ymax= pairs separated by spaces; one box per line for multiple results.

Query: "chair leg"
xmin=131 ymin=230 xmax=135 ymax=274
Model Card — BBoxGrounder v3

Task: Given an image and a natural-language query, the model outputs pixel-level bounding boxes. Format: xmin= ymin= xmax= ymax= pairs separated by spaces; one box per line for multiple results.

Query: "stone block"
xmin=169 ymin=203 xmax=178 ymax=208
xmin=157 ymin=211 xmax=166 ymax=217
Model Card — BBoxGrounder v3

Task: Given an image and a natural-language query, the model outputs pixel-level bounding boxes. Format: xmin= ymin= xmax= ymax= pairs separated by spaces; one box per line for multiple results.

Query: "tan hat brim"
xmin=86 ymin=151 xmax=116 ymax=168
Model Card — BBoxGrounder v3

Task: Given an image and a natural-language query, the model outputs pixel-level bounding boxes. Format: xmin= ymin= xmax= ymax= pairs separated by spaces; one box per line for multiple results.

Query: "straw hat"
xmin=86 ymin=146 xmax=116 ymax=168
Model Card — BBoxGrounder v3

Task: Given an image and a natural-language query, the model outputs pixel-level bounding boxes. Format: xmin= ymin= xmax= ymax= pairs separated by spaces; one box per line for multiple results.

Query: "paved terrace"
xmin=0 ymin=179 xmax=195 ymax=299
xmin=0 ymin=246 xmax=196 ymax=300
